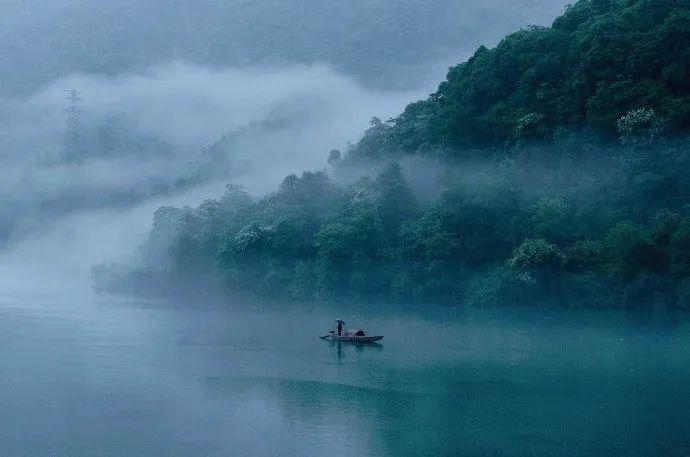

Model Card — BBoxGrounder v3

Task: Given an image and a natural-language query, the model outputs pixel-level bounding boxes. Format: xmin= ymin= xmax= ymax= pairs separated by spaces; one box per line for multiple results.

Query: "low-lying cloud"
xmin=0 ymin=62 xmax=428 ymax=294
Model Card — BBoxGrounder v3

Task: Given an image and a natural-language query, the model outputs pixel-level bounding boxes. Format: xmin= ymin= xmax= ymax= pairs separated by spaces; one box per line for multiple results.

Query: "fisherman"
xmin=337 ymin=320 xmax=343 ymax=336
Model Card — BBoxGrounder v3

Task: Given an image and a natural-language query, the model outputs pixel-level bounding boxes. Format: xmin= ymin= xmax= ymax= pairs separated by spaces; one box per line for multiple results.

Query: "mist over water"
xmin=2 ymin=1 xmax=689 ymax=456
xmin=0 ymin=0 xmax=571 ymax=294
xmin=0 ymin=63 xmax=423 ymax=295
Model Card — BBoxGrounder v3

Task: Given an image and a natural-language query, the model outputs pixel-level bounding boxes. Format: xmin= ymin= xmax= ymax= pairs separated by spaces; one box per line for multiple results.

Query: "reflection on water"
xmin=328 ymin=340 xmax=383 ymax=363
xmin=0 ymin=295 xmax=689 ymax=456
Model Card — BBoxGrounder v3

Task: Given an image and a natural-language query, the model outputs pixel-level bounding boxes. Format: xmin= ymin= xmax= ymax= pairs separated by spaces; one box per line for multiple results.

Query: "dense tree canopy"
xmin=344 ymin=0 xmax=690 ymax=159
xmin=95 ymin=0 xmax=690 ymax=310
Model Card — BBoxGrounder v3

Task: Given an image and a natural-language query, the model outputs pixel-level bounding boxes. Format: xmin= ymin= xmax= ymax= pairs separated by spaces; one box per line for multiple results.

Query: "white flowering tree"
xmin=617 ymin=108 xmax=663 ymax=146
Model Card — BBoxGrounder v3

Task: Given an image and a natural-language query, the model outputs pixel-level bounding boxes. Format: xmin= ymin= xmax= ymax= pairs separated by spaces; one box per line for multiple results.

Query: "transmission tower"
xmin=63 ymin=89 xmax=83 ymax=159
xmin=64 ymin=89 xmax=83 ymax=135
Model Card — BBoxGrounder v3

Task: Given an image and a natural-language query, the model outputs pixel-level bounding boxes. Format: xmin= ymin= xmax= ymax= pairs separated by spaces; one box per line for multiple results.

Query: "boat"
xmin=321 ymin=319 xmax=383 ymax=343
xmin=322 ymin=334 xmax=384 ymax=343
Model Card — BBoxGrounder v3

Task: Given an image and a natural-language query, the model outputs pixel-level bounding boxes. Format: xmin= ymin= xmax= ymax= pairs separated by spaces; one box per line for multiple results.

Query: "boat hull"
xmin=323 ymin=335 xmax=383 ymax=343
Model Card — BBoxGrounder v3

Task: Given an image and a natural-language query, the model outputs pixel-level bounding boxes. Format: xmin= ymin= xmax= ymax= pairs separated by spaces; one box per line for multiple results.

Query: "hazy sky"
xmin=0 ymin=0 xmax=570 ymax=95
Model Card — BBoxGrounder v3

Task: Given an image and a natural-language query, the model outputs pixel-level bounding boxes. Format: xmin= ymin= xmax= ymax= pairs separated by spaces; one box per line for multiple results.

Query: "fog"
xmin=0 ymin=0 xmax=570 ymax=95
xmin=0 ymin=63 xmax=424 ymax=295
xmin=0 ymin=0 xmax=573 ymax=296
xmin=2 ymin=3 xmax=690 ymax=456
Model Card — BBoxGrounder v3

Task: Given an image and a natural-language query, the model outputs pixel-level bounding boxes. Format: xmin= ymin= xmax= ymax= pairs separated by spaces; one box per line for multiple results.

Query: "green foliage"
xmin=565 ymin=240 xmax=604 ymax=272
xmin=128 ymin=138 xmax=690 ymax=307
xmin=669 ymin=218 xmax=690 ymax=277
xmin=342 ymin=0 xmax=690 ymax=159
xmin=604 ymin=221 xmax=664 ymax=279
xmin=374 ymin=162 xmax=418 ymax=233
xmin=506 ymin=238 xmax=566 ymax=284
xmin=617 ymin=108 xmax=663 ymax=146
xmin=676 ymin=278 xmax=690 ymax=309
xmin=530 ymin=197 xmax=573 ymax=244
xmin=117 ymin=0 xmax=690 ymax=310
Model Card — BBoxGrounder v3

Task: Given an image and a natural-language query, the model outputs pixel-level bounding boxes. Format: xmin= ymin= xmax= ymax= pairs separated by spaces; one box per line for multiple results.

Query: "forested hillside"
xmin=347 ymin=0 xmax=690 ymax=158
xmin=97 ymin=0 xmax=690 ymax=309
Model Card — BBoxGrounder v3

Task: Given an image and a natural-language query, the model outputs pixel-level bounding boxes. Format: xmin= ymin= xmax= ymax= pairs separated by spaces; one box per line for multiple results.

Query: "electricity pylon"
xmin=63 ymin=89 xmax=83 ymax=160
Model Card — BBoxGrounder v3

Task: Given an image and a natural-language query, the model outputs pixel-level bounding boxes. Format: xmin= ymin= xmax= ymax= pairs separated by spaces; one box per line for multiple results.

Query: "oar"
xmin=320 ymin=334 xmax=331 ymax=339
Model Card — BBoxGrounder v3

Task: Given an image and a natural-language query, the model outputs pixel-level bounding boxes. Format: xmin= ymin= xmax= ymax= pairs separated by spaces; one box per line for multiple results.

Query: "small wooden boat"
xmin=321 ymin=334 xmax=384 ymax=343
xmin=321 ymin=319 xmax=383 ymax=343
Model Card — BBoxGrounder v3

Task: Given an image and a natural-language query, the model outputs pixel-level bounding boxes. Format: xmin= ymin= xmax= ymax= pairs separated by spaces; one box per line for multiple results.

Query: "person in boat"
xmin=336 ymin=319 xmax=344 ymax=336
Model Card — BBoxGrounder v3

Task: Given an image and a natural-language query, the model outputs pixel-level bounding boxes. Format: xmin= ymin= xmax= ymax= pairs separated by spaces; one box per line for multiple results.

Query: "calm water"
xmin=0 ymin=294 xmax=689 ymax=456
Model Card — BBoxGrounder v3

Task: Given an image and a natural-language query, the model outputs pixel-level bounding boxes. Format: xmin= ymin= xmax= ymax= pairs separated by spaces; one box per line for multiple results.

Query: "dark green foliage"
xmin=117 ymin=0 xmax=690 ymax=309
xmin=128 ymin=137 xmax=690 ymax=308
xmin=342 ymin=0 xmax=690 ymax=160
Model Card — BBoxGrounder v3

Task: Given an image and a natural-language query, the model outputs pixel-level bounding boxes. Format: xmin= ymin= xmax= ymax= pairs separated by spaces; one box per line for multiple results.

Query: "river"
xmin=0 ymin=294 xmax=688 ymax=456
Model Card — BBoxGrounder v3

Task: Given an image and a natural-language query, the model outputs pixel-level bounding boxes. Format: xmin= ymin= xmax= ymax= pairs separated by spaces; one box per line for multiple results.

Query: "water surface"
xmin=1 ymin=295 xmax=688 ymax=456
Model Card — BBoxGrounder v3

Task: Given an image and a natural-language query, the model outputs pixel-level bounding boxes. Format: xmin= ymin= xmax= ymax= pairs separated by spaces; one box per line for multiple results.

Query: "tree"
xmin=617 ymin=108 xmax=663 ymax=146
xmin=374 ymin=162 xmax=417 ymax=234
xmin=506 ymin=239 xmax=565 ymax=285
xmin=604 ymin=222 xmax=665 ymax=279
xmin=530 ymin=196 xmax=573 ymax=245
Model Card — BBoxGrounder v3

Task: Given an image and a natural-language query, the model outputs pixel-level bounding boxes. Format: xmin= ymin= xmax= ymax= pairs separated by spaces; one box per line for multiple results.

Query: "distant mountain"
xmin=0 ymin=0 xmax=569 ymax=95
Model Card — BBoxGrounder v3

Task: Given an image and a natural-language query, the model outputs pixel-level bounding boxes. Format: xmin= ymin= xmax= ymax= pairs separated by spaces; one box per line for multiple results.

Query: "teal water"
xmin=0 ymin=295 xmax=688 ymax=456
